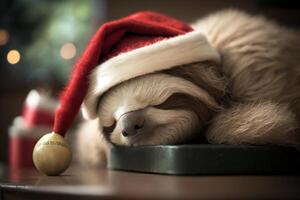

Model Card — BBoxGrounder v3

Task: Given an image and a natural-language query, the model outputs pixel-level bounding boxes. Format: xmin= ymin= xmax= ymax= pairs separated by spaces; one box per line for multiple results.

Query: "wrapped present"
xmin=9 ymin=90 xmax=58 ymax=170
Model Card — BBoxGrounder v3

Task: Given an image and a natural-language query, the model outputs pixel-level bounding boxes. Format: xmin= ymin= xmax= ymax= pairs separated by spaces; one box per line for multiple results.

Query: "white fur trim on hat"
xmin=82 ymin=31 xmax=220 ymax=119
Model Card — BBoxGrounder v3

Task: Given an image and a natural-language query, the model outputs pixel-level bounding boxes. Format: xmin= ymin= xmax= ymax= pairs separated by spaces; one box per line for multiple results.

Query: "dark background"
xmin=0 ymin=0 xmax=300 ymax=166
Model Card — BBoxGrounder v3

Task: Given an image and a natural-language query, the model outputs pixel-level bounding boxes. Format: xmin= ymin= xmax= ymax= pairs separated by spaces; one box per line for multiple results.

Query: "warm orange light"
xmin=0 ymin=29 xmax=9 ymax=46
xmin=7 ymin=50 xmax=21 ymax=65
xmin=60 ymin=42 xmax=76 ymax=60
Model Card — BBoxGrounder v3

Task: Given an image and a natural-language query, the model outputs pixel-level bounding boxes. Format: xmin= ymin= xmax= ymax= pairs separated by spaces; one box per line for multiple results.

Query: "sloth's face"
xmin=96 ymin=64 xmax=223 ymax=146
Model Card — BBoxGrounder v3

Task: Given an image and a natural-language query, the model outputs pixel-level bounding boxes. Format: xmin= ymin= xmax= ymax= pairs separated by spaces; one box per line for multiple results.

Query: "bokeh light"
xmin=60 ymin=42 xmax=76 ymax=60
xmin=0 ymin=29 xmax=9 ymax=46
xmin=7 ymin=50 xmax=21 ymax=65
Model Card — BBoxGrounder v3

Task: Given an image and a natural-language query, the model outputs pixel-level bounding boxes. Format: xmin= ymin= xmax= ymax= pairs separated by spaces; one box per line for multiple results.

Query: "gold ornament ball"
xmin=32 ymin=132 xmax=72 ymax=176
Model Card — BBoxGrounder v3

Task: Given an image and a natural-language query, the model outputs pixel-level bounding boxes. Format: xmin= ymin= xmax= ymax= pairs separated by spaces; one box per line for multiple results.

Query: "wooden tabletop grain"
xmin=1 ymin=166 xmax=300 ymax=200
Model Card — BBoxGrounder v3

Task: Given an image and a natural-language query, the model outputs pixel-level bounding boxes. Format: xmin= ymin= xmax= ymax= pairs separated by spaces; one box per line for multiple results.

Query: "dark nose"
xmin=120 ymin=110 xmax=145 ymax=137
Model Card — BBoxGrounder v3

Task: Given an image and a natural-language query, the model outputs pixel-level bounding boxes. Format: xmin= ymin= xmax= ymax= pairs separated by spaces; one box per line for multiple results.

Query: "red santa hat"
xmin=53 ymin=11 xmax=220 ymax=136
xmin=33 ymin=11 xmax=221 ymax=175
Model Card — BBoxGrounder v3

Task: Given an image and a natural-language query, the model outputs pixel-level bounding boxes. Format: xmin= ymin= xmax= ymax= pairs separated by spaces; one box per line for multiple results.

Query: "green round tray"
xmin=108 ymin=144 xmax=300 ymax=175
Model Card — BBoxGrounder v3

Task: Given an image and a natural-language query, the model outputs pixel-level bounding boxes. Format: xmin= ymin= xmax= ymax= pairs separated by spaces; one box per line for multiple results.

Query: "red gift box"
xmin=9 ymin=90 xmax=58 ymax=170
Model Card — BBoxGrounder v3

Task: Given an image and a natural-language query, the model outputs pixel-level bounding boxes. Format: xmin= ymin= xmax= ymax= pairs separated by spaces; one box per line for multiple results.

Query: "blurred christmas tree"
xmin=0 ymin=0 xmax=105 ymax=91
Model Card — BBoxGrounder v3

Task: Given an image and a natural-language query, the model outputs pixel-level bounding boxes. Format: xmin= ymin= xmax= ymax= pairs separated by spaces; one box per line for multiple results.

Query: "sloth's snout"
xmin=120 ymin=110 xmax=145 ymax=137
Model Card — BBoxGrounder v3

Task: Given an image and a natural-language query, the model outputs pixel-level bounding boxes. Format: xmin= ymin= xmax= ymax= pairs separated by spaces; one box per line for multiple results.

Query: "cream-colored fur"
xmin=98 ymin=73 xmax=219 ymax=128
xmin=194 ymin=9 xmax=300 ymax=146
xmin=206 ymin=102 xmax=299 ymax=146
xmin=75 ymin=119 xmax=108 ymax=168
xmin=75 ymin=9 xmax=300 ymax=167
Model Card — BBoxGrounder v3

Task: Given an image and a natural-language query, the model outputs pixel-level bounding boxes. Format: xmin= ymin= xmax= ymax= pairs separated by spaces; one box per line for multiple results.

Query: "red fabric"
xmin=54 ymin=11 xmax=193 ymax=135
xmin=22 ymin=105 xmax=54 ymax=128
xmin=9 ymin=137 xmax=36 ymax=170
xmin=104 ymin=34 xmax=167 ymax=61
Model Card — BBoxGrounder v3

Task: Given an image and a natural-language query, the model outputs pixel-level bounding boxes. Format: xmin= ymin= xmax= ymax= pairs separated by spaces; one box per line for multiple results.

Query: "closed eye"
xmin=154 ymin=92 xmax=213 ymax=122
xmin=102 ymin=121 xmax=116 ymax=135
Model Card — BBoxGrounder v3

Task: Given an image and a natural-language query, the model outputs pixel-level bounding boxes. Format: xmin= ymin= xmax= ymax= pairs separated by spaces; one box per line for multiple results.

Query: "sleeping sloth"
xmin=76 ymin=9 xmax=300 ymax=167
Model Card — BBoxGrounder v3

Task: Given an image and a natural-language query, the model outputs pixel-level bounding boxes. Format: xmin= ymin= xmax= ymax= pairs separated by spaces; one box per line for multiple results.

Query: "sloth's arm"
xmin=74 ymin=119 xmax=108 ymax=168
xmin=206 ymin=101 xmax=300 ymax=148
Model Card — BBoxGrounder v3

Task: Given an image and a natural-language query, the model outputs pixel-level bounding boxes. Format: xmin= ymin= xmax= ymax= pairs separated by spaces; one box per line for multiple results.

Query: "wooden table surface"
xmin=1 ymin=166 xmax=300 ymax=200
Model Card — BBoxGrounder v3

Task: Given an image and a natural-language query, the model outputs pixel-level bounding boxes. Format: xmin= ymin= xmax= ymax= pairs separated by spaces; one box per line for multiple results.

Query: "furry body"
xmin=76 ymin=10 xmax=300 ymax=167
